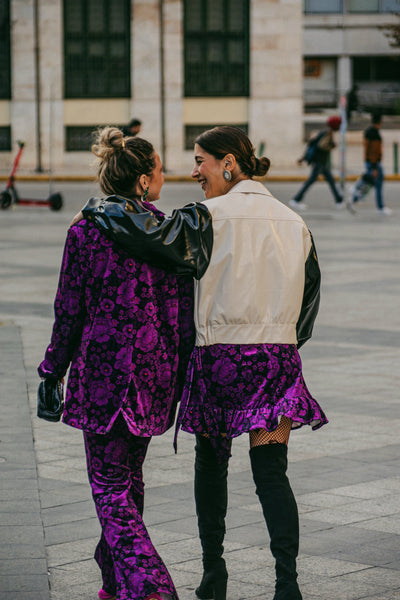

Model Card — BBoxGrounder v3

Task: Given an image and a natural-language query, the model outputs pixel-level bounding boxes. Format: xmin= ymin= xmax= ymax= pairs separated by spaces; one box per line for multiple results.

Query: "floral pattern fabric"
xmin=38 ymin=209 xmax=195 ymax=600
xmin=38 ymin=216 xmax=194 ymax=437
xmin=177 ymin=343 xmax=328 ymax=460
xmin=84 ymin=416 xmax=178 ymax=600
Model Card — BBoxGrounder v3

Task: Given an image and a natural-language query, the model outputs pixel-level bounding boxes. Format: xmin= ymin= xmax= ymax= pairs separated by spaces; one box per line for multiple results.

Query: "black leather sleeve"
xmin=296 ymin=231 xmax=321 ymax=349
xmin=82 ymin=195 xmax=213 ymax=280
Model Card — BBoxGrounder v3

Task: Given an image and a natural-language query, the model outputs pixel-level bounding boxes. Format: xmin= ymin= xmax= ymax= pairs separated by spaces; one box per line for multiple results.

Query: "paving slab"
xmin=1 ymin=180 xmax=400 ymax=599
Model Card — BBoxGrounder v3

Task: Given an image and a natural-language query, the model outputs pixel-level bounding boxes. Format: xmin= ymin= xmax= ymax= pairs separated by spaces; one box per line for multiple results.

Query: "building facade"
xmin=303 ymin=0 xmax=400 ymax=114
xmin=0 ymin=0 xmax=399 ymax=174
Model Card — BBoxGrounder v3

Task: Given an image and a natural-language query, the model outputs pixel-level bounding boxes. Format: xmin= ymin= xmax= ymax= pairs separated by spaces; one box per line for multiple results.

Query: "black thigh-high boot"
xmin=250 ymin=443 xmax=302 ymax=600
xmin=194 ymin=435 xmax=229 ymax=600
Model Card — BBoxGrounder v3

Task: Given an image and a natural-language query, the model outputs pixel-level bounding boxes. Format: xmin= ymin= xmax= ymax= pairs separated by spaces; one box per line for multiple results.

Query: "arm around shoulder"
xmin=82 ymin=196 xmax=213 ymax=279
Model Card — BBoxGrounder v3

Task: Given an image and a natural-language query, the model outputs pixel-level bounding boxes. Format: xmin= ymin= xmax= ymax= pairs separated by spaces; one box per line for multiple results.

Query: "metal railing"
xmin=304 ymin=88 xmax=400 ymax=114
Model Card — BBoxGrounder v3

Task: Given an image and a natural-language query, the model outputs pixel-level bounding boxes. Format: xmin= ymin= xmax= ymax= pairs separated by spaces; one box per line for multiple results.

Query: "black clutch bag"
xmin=37 ymin=379 xmax=64 ymax=422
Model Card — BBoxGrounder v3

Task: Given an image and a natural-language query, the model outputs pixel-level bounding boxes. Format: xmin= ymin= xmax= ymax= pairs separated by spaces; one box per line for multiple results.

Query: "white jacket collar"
xmin=227 ymin=179 xmax=272 ymax=196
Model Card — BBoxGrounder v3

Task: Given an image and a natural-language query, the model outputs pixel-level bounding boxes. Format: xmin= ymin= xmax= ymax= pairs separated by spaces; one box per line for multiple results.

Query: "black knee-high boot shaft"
xmin=250 ymin=443 xmax=302 ymax=600
xmin=194 ymin=435 xmax=228 ymax=600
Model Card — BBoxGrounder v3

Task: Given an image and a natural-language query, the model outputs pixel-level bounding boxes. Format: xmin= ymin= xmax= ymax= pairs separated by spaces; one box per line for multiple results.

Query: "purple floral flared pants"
xmin=83 ymin=416 xmax=178 ymax=600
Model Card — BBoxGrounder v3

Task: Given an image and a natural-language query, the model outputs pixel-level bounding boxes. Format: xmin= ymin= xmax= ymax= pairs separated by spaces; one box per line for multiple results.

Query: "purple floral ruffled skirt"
xmin=177 ymin=343 xmax=328 ymax=460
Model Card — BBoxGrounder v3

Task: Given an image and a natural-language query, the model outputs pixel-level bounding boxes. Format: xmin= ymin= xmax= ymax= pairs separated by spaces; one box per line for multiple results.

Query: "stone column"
xmin=131 ymin=0 xmax=162 ymax=151
xmin=11 ymin=0 xmax=37 ymax=169
xmin=249 ymin=0 xmax=304 ymax=169
xmin=11 ymin=0 xmax=63 ymax=171
xmin=337 ymin=55 xmax=352 ymax=99
xmin=163 ymin=0 xmax=184 ymax=172
xmin=131 ymin=0 xmax=183 ymax=172
xmin=38 ymin=0 xmax=63 ymax=172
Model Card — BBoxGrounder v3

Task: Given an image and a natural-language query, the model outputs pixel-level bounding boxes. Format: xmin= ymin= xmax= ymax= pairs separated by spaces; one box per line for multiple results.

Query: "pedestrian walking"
xmin=38 ymin=126 xmax=212 ymax=600
xmin=80 ymin=126 xmax=329 ymax=600
xmin=346 ymin=84 xmax=359 ymax=123
xmin=351 ymin=112 xmax=392 ymax=215
xmin=122 ymin=118 xmax=142 ymax=137
xmin=290 ymin=115 xmax=344 ymax=211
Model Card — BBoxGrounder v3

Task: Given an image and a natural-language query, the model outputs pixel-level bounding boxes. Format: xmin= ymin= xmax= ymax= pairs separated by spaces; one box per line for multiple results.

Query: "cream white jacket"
xmin=194 ymin=180 xmax=319 ymax=347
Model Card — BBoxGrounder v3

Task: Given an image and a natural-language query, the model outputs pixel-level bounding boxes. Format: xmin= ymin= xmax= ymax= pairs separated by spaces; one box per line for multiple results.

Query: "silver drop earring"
xmin=223 ymin=169 xmax=232 ymax=182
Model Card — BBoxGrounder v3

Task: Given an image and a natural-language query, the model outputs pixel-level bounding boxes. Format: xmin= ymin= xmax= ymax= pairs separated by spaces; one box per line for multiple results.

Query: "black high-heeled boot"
xmin=250 ymin=443 xmax=302 ymax=600
xmin=194 ymin=435 xmax=229 ymax=600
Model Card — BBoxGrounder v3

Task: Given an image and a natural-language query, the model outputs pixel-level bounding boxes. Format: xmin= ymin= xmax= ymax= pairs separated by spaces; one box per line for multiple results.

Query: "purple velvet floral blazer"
xmin=38 ymin=217 xmax=194 ymax=437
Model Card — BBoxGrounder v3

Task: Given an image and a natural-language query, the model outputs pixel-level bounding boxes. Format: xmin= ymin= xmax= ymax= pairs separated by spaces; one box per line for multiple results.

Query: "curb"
xmin=1 ymin=174 xmax=400 ymax=183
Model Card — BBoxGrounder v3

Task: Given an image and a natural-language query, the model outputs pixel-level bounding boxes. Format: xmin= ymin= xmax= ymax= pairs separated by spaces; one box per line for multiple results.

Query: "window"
xmin=64 ymin=0 xmax=130 ymax=98
xmin=65 ymin=125 xmax=123 ymax=151
xmin=348 ymin=0 xmax=379 ymax=11
xmin=304 ymin=0 xmax=342 ymax=13
xmin=349 ymin=0 xmax=400 ymax=10
xmin=0 ymin=126 xmax=11 ymax=151
xmin=304 ymin=59 xmax=322 ymax=78
xmin=303 ymin=57 xmax=338 ymax=109
xmin=65 ymin=126 xmax=98 ymax=151
xmin=185 ymin=123 xmax=248 ymax=150
xmin=353 ymin=56 xmax=400 ymax=113
xmin=304 ymin=0 xmax=400 ymax=12
xmin=0 ymin=0 xmax=11 ymax=99
xmin=353 ymin=56 xmax=400 ymax=82
xmin=184 ymin=0 xmax=249 ymax=97
xmin=380 ymin=0 xmax=400 ymax=10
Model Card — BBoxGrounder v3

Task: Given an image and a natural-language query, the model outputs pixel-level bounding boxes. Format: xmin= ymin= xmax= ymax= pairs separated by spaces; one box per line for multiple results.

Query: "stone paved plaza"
xmin=1 ymin=180 xmax=400 ymax=600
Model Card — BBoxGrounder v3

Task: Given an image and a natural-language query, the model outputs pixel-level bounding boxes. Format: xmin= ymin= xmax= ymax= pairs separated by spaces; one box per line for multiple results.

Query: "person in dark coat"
xmin=290 ymin=115 xmax=344 ymax=211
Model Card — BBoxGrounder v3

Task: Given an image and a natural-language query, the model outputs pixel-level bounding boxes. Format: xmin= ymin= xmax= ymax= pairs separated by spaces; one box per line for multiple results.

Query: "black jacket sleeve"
xmin=82 ymin=195 xmax=213 ymax=280
xmin=296 ymin=232 xmax=321 ymax=349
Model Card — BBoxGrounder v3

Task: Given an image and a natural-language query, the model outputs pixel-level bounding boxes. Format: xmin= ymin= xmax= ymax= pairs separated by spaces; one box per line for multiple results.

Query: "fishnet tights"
xmin=249 ymin=416 xmax=292 ymax=448
xmin=200 ymin=416 xmax=292 ymax=448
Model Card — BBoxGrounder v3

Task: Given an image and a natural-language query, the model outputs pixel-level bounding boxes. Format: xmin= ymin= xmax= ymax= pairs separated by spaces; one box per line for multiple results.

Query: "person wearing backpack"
xmin=289 ymin=115 xmax=344 ymax=211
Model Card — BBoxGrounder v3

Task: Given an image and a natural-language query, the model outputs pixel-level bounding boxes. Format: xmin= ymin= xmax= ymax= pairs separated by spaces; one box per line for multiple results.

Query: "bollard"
xmin=394 ymin=142 xmax=399 ymax=175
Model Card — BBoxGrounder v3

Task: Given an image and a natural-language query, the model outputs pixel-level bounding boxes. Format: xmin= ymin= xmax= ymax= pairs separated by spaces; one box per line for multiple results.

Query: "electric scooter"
xmin=0 ymin=141 xmax=63 ymax=210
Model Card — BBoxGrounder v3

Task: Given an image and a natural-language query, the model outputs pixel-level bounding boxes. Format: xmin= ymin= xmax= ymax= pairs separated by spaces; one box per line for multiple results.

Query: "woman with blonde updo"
xmin=81 ymin=126 xmax=328 ymax=600
xmin=38 ymin=127 xmax=212 ymax=600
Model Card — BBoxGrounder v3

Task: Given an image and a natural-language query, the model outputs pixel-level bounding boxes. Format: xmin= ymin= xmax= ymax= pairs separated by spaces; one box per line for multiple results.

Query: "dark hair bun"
xmin=253 ymin=156 xmax=271 ymax=177
xmin=194 ymin=126 xmax=271 ymax=179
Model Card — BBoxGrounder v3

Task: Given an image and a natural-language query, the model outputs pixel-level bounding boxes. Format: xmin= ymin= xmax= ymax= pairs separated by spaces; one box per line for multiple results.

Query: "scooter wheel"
xmin=0 ymin=190 xmax=12 ymax=209
xmin=49 ymin=192 xmax=63 ymax=211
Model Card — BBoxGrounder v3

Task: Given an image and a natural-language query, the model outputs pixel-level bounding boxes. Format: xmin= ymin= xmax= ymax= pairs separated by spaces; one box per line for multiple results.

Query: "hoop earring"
xmin=142 ymin=186 xmax=149 ymax=200
xmin=223 ymin=169 xmax=232 ymax=182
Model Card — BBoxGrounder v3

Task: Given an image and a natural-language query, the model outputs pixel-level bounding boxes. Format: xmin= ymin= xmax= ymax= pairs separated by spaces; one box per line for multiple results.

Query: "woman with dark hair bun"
xmin=177 ymin=126 xmax=327 ymax=600
xmin=80 ymin=125 xmax=328 ymax=600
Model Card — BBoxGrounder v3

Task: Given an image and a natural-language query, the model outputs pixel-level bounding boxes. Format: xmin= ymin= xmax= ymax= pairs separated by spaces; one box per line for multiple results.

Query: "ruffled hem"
xmin=176 ymin=343 xmax=328 ymax=451
xmin=178 ymin=394 xmax=328 ymax=440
